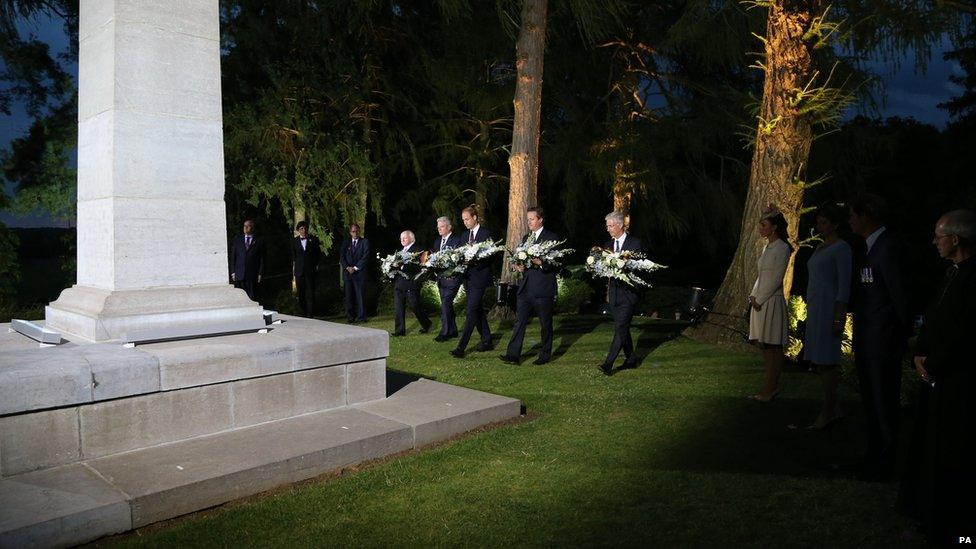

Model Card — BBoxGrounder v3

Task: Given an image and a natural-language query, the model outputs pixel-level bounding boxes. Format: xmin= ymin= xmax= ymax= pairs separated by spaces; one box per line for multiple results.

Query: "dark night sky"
xmin=0 ymin=15 xmax=966 ymax=228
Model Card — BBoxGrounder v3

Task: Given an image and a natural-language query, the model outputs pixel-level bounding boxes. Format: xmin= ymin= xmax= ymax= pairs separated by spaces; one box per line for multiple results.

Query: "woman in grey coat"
xmin=803 ymin=204 xmax=853 ymax=429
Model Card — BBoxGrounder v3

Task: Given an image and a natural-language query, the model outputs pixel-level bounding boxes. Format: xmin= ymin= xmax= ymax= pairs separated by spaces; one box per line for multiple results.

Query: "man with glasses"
xmin=849 ymin=194 xmax=911 ymax=482
xmin=900 ymin=210 xmax=976 ymax=544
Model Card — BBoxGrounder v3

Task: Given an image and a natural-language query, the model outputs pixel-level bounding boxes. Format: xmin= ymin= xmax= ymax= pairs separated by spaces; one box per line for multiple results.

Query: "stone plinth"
xmin=0 ymin=319 xmax=522 ymax=547
xmin=45 ymin=0 xmax=264 ymax=342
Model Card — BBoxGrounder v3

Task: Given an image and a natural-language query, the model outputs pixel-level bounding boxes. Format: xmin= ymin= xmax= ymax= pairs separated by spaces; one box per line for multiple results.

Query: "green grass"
xmin=105 ymin=315 xmax=921 ymax=547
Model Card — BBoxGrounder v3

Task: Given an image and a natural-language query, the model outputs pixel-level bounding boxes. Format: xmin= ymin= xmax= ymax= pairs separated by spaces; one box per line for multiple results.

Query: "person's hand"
xmin=531 ymin=258 xmax=542 ymax=267
xmin=231 ymin=273 xmax=236 ymax=282
xmin=516 ymin=264 xmax=526 ymax=273
xmin=750 ymin=297 xmax=761 ymax=311
xmin=346 ymin=266 xmax=356 ymax=274
xmin=914 ymin=356 xmax=930 ymax=383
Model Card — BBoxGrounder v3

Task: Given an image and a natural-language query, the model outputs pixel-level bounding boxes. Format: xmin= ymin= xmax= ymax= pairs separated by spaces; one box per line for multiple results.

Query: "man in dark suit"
xmin=392 ymin=230 xmax=432 ymax=336
xmin=500 ymin=206 xmax=560 ymax=366
xmin=899 ymin=209 xmax=976 ymax=544
xmin=432 ymin=216 xmax=464 ymax=342
xmin=230 ymin=219 xmax=264 ymax=302
xmin=849 ymin=194 xmax=911 ymax=481
xmin=292 ymin=220 xmax=321 ymax=317
xmin=451 ymin=205 xmax=493 ymax=358
xmin=340 ymin=223 xmax=370 ymax=323
xmin=599 ymin=211 xmax=643 ymax=376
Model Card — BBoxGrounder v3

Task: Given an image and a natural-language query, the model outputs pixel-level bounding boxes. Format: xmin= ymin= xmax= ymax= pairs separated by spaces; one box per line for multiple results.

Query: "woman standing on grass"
xmin=802 ymin=204 xmax=853 ymax=429
xmin=748 ymin=205 xmax=793 ymax=402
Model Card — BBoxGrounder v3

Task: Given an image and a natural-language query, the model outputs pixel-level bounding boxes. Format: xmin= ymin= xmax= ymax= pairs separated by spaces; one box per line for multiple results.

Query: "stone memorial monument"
xmin=44 ymin=0 xmax=263 ymax=342
xmin=0 ymin=2 xmax=520 ymax=546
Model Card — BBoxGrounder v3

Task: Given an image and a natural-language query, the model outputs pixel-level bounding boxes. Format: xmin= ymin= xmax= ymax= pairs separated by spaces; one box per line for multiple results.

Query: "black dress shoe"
xmin=434 ymin=335 xmax=447 ymax=342
xmin=619 ymin=359 xmax=638 ymax=370
xmin=499 ymin=354 xmax=519 ymax=365
xmin=391 ymin=332 xmax=405 ymax=337
xmin=419 ymin=326 xmax=431 ymax=334
xmin=450 ymin=348 xmax=465 ymax=358
xmin=532 ymin=357 xmax=550 ymax=366
xmin=598 ymin=363 xmax=613 ymax=376
xmin=474 ymin=342 xmax=493 ymax=352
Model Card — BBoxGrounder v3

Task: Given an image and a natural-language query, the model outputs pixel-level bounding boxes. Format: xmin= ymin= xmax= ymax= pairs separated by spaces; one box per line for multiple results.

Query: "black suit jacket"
xmin=292 ymin=236 xmax=321 ymax=277
xmin=518 ymin=227 xmax=560 ymax=298
xmin=432 ymin=232 xmax=465 ymax=285
xmin=852 ymin=229 xmax=911 ymax=357
xmin=393 ymin=243 xmax=425 ymax=291
xmin=606 ymin=234 xmax=644 ymax=306
xmin=230 ymin=234 xmax=264 ymax=281
xmin=917 ymin=256 xmax=975 ymax=383
xmin=339 ymin=237 xmax=371 ymax=281
xmin=461 ymin=226 xmax=494 ymax=289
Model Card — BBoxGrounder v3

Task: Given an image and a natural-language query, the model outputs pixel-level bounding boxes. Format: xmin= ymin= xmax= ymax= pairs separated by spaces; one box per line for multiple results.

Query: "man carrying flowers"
xmin=500 ymin=206 xmax=563 ymax=366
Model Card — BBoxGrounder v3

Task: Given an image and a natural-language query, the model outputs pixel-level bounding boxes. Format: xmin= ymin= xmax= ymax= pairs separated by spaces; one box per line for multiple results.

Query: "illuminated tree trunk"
xmin=688 ymin=1 xmax=815 ymax=345
xmin=612 ymin=159 xmax=633 ymax=228
xmin=501 ymin=0 xmax=547 ymax=287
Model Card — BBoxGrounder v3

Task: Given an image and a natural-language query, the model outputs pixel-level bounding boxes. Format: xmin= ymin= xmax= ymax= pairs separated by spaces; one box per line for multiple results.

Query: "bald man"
xmin=392 ymin=230 xmax=432 ymax=336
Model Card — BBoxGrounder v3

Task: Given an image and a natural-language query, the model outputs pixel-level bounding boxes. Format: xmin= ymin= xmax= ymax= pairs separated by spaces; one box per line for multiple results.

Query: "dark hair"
xmin=295 ymin=220 xmax=309 ymax=231
xmin=527 ymin=206 xmax=544 ymax=220
xmin=815 ymin=203 xmax=846 ymax=230
xmin=349 ymin=223 xmax=361 ymax=230
xmin=850 ymin=194 xmax=888 ymax=224
xmin=461 ymin=204 xmax=480 ymax=219
xmin=767 ymin=213 xmax=793 ymax=252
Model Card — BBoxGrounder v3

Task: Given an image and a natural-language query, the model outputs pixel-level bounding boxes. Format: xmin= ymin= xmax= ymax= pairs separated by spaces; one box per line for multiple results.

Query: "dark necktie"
xmin=614 ymin=239 xmax=620 ymax=253
xmin=468 ymin=231 xmax=475 ymax=244
xmin=245 ymin=236 xmax=251 ymax=248
xmin=351 ymin=239 xmax=357 ymax=250
xmin=440 ymin=237 xmax=447 ymax=251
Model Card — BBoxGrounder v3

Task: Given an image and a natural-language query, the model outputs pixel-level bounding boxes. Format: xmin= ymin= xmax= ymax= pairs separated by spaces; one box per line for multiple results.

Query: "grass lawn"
xmin=104 ymin=315 xmax=921 ymax=547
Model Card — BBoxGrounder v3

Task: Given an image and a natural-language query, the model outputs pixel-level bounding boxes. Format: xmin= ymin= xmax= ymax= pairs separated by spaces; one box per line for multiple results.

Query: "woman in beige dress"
xmin=748 ymin=206 xmax=792 ymax=401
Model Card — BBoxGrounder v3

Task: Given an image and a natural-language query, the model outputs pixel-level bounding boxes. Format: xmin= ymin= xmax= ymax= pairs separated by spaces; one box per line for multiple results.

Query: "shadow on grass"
xmin=636 ymin=393 xmax=868 ymax=480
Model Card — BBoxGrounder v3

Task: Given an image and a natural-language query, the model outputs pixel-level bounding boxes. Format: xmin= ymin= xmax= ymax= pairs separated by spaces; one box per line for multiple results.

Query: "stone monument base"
xmin=45 ymin=284 xmax=266 ymax=343
xmin=0 ymin=317 xmax=521 ymax=547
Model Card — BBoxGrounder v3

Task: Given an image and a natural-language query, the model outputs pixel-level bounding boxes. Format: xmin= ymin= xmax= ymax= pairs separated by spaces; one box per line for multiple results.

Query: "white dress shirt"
xmin=865 ymin=226 xmax=886 ymax=254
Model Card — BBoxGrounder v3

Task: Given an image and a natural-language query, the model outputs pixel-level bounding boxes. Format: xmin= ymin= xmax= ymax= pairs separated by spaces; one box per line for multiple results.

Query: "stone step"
xmin=0 ymin=380 xmax=521 ymax=548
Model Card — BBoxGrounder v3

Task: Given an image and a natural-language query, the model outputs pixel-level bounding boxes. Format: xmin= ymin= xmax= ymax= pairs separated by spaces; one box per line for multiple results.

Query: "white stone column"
xmin=46 ymin=0 xmax=263 ymax=342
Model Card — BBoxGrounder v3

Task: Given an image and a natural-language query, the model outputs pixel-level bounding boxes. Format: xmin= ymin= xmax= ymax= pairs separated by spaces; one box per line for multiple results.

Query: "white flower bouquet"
xmin=420 ymin=247 xmax=467 ymax=279
xmin=584 ymin=247 xmax=666 ymax=287
xmin=459 ymin=239 xmax=506 ymax=266
xmin=377 ymin=250 xmax=424 ymax=280
xmin=509 ymin=238 xmax=574 ymax=272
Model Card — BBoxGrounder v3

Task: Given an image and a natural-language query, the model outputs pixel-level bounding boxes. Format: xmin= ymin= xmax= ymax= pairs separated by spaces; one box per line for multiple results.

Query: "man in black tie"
xmin=500 ymin=206 xmax=560 ymax=366
xmin=849 ymin=194 xmax=911 ymax=481
xmin=599 ymin=211 xmax=644 ymax=375
xmin=900 ymin=210 xmax=976 ymax=544
xmin=432 ymin=216 xmax=464 ymax=342
xmin=230 ymin=219 xmax=264 ymax=302
xmin=291 ymin=220 xmax=321 ymax=317
xmin=392 ymin=230 xmax=432 ymax=336
xmin=451 ymin=205 xmax=493 ymax=358
xmin=340 ymin=223 xmax=370 ymax=323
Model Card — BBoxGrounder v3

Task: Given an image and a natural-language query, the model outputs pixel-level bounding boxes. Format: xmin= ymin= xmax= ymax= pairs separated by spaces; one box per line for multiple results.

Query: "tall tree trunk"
xmin=501 ymin=0 xmax=547 ymax=287
xmin=612 ymin=159 xmax=633 ymax=227
xmin=687 ymin=1 xmax=815 ymax=345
